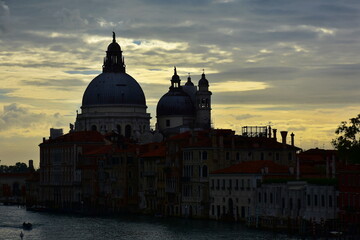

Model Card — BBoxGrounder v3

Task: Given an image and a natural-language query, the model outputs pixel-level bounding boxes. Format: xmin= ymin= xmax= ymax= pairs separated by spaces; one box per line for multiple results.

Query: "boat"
xmin=22 ymin=222 xmax=32 ymax=230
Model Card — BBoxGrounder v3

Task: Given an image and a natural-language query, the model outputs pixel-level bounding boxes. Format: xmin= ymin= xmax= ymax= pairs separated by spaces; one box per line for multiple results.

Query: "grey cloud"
xmin=54 ymin=8 xmax=89 ymax=28
xmin=0 ymin=103 xmax=45 ymax=131
xmin=233 ymin=114 xmax=261 ymax=120
xmin=0 ymin=0 xmax=10 ymax=34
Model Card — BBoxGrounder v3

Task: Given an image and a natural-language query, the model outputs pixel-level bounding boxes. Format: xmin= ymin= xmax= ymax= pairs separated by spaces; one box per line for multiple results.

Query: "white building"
xmin=256 ymin=180 xmax=337 ymax=222
xmin=209 ymin=160 xmax=292 ymax=221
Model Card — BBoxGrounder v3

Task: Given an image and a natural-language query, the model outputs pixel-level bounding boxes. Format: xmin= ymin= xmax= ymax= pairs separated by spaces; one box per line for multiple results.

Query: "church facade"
xmin=75 ymin=33 xmax=151 ymax=139
xmin=75 ymin=33 xmax=212 ymax=139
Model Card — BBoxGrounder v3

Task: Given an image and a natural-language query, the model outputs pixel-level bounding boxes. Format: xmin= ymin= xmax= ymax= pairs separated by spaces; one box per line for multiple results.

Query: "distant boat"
xmin=22 ymin=222 xmax=32 ymax=230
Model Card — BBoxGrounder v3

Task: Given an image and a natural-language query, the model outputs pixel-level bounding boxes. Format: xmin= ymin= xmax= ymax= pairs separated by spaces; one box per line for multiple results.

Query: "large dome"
xmin=82 ymin=72 xmax=146 ymax=106
xmin=156 ymin=89 xmax=194 ymax=116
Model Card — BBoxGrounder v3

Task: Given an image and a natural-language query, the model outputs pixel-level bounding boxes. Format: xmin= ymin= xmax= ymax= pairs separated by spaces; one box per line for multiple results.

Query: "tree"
xmin=0 ymin=162 xmax=28 ymax=173
xmin=332 ymin=114 xmax=360 ymax=163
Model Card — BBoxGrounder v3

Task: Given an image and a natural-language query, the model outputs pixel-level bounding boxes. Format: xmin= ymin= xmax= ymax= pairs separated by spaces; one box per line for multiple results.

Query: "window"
xmin=226 ymin=152 xmax=230 ymax=160
xmin=314 ymin=195 xmax=318 ymax=206
xmin=216 ymin=179 xmax=220 ymax=190
xmin=222 ymin=179 xmax=225 ymax=190
xmin=258 ymin=193 xmax=262 ymax=203
xmin=321 ymin=195 xmax=325 ymax=207
xmin=228 ymin=179 xmax=232 ymax=189
xmin=329 ymin=195 xmax=333 ymax=208
xmin=125 ymin=125 xmax=131 ymax=138
xmin=270 ymin=193 xmax=273 ymax=204
xmin=166 ymin=119 xmax=170 ymax=127
xmin=202 ymin=165 xmax=208 ymax=178
xmin=236 ymin=152 xmax=240 ymax=161
xmin=307 ymin=195 xmax=311 ymax=206
xmin=202 ymin=151 xmax=208 ymax=160
xmin=260 ymin=152 xmax=264 ymax=160
xmin=211 ymin=179 xmax=214 ymax=189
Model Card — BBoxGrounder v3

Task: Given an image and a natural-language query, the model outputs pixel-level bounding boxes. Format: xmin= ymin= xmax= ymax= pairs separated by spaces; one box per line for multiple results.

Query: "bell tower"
xmin=195 ymin=71 xmax=212 ymax=129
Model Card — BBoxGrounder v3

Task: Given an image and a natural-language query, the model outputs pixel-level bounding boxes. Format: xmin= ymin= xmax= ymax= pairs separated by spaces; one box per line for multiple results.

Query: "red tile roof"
xmin=211 ymin=160 xmax=290 ymax=175
xmin=140 ymin=146 xmax=166 ymax=158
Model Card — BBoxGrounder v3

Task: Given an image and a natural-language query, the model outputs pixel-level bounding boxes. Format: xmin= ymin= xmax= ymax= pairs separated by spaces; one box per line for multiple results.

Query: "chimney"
xmin=268 ymin=126 xmax=272 ymax=138
xmin=28 ymin=160 xmax=35 ymax=172
xmin=290 ymin=132 xmax=295 ymax=146
xmin=280 ymin=131 xmax=288 ymax=144
xmin=273 ymin=129 xmax=277 ymax=141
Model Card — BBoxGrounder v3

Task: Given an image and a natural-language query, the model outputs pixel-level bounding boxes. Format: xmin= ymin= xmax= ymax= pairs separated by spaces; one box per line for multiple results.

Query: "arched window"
xmin=91 ymin=125 xmax=97 ymax=131
xmin=125 ymin=125 xmax=131 ymax=138
xmin=202 ymin=165 xmax=208 ymax=178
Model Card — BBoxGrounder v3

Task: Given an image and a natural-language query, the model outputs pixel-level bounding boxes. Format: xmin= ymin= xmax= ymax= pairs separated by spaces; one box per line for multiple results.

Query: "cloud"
xmin=0 ymin=103 xmax=66 ymax=133
xmin=233 ymin=114 xmax=261 ymax=120
xmin=54 ymin=8 xmax=89 ymax=28
xmin=0 ymin=0 xmax=10 ymax=34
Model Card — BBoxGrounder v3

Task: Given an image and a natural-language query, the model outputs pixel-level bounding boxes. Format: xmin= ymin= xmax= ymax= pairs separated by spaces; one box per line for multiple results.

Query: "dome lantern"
xmin=103 ymin=32 xmax=126 ymax=73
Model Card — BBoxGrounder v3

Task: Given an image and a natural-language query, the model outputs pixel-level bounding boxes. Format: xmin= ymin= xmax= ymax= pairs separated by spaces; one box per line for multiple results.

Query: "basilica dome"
xmin=81 ymin=32 xmax=146 ymax=107
xmin=82 ymin=72 xmax=146 ymax=106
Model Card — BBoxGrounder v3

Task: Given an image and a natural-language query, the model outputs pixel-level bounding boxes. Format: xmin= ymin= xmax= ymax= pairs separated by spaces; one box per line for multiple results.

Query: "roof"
xmin=84 ymin=143 xmax=137 ymax=155
xmin=41 ymin=131 xmax=105 ymax=145
xmin=140 ymin=145 xmax=166 ymax=158
xmin=211 ymin=160 xmax=290 ymax=175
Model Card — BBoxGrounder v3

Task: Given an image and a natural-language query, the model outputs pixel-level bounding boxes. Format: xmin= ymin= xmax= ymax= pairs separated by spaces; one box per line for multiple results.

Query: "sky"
xmin=0 ymin=0 xmax=359 ymax=167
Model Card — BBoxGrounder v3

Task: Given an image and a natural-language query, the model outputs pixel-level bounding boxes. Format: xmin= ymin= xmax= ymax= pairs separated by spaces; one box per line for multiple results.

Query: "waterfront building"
xmin=0 ymin=160 xmax=34 ymax=205
xmin=337 ymin=164 xmax=360 ymax=226
xmin=139 ymin=143 xmax=166 ymax=214
xmin=39 ymin=130 xmax=106 ymax=209
xmin=256 ymin=179 xmax=337 ymax=222
xmin=209 ymin=160 xmax=291 ymax=221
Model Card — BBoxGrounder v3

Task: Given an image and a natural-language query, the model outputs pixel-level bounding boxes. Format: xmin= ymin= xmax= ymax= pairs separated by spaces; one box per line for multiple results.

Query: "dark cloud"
xmin=0 ymin=1 xmax=10 ymax=34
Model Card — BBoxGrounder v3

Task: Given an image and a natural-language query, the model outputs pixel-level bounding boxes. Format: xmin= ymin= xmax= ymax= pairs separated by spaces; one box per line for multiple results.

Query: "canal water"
xmin=0 ymin=205 xmax=293 ymax=240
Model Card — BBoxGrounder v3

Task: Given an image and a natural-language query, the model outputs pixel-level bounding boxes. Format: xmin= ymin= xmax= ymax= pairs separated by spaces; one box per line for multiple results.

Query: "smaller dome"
xmin=107 ymin=42 xmax=121 ymax=52
xmin=199 ymin=73 xmax=209 ymax=86
xmin=157 ymin=89 xmax=194 ymax=116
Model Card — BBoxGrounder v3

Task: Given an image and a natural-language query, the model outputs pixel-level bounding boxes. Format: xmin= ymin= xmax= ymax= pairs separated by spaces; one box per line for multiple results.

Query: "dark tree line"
xmin=332 ymin=113 xmax=360 ymax=163
xmin=0 ymin=162 xmax=29 ymax=173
